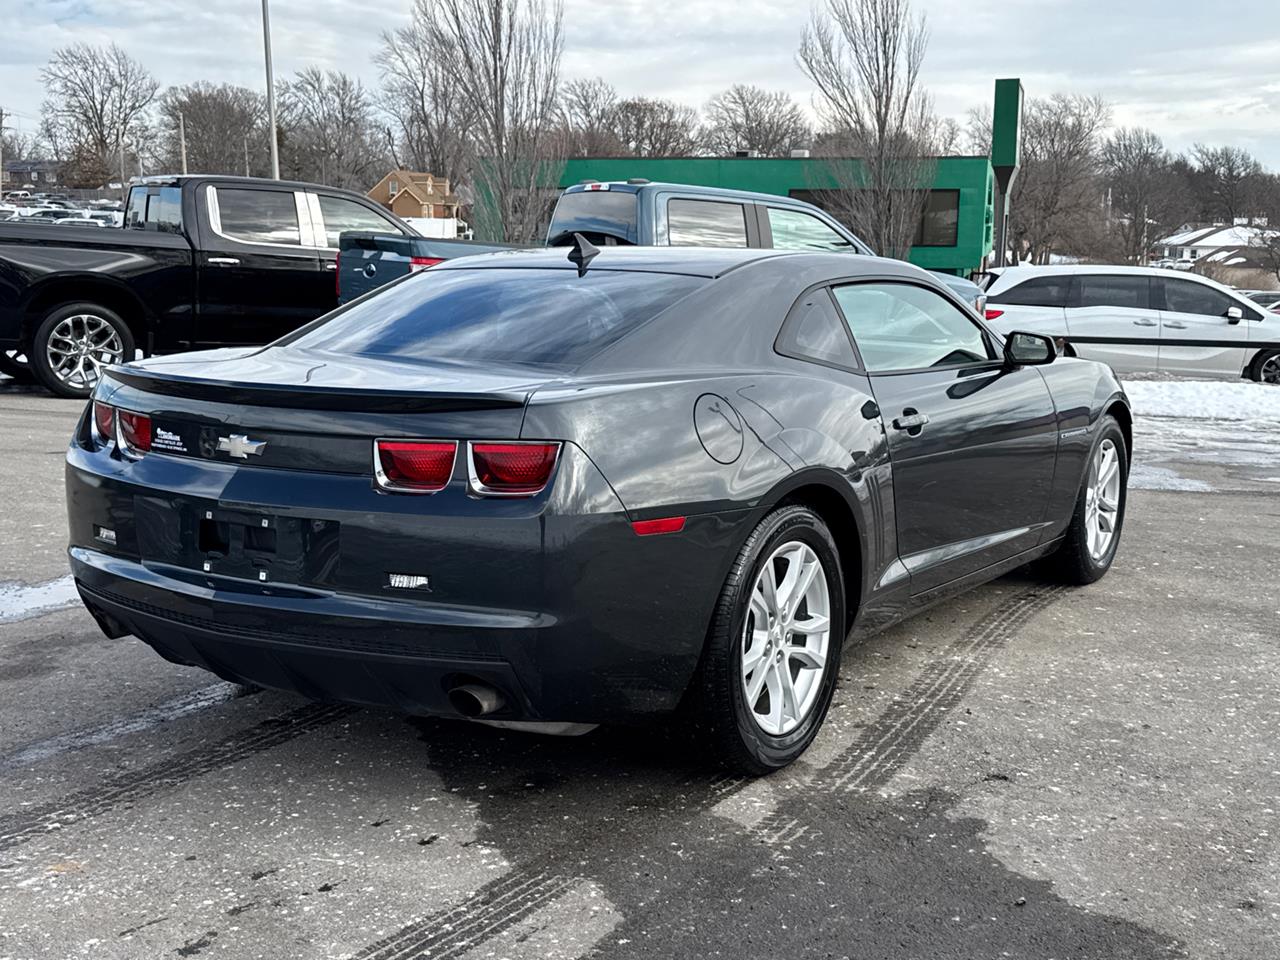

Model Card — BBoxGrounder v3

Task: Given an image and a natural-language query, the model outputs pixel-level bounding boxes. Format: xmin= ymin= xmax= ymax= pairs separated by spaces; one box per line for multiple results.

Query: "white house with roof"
xmin=1156 ymin=225 xmax=1270 ymax=263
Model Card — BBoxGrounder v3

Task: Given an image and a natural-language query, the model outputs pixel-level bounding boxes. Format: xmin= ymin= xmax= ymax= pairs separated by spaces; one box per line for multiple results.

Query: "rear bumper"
xmin=66 ymin=436 xmax=745 ymax=723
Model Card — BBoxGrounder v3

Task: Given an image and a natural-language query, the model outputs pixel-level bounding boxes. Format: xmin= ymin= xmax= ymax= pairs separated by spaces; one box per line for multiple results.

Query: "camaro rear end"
xmin=67 ymin=247 xmax=1132 ymax=772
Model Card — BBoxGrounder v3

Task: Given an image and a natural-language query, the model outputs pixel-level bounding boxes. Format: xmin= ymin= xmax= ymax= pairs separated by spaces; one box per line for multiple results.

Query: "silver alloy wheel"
xmin=45 ymin=313 xmax=123 ymax=390
xmin=1260 ymin=354 xmax=1280 ymax=384
xmin=741 ymin=540 xmax=832 ymax=736
xmin=1085 ymin=438 xmax=1122 ymax=561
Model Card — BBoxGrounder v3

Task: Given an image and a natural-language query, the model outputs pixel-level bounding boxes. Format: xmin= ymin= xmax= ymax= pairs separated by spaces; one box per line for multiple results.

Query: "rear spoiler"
xmin=104 ymin=366 xmax=529 ymax=413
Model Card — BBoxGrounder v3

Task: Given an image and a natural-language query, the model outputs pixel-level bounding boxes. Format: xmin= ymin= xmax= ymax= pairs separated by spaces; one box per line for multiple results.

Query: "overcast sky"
xmin=2 ymin=0 xmax=1278 ymax=166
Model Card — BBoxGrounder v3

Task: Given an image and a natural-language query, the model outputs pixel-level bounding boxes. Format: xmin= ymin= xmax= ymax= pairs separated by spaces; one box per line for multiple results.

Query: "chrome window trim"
xmin=372 ymin=438 xmax=458 ymax=495
xmin=466 ymin=440 xmax=562 ymax=498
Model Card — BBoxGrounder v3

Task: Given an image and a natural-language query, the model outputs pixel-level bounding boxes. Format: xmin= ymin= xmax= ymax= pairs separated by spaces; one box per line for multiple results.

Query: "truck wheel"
xmin=0 ymin=350 xmax=33 ymax=382
xmin=30 ymin=303 xmax=134 ymax=399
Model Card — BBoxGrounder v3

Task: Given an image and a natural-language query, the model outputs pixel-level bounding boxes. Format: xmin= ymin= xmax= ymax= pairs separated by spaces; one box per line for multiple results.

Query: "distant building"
xmin=1155 ymin=225 xmax=1269 ymax=263
xmin=2 ymin=159 xmax=61 ymax=188
xmin=367 ymin=170 xmax=460 ymax=220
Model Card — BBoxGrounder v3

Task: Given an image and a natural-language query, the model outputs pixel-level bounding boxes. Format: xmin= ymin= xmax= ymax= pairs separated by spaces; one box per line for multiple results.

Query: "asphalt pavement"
xmin=0 ymin=376 xmax=1276 ymax=960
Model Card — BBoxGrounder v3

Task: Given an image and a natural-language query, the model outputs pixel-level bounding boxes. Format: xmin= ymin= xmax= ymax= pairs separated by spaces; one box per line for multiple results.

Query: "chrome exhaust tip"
xmin=448 ymin=683 xmax=505 ymax=718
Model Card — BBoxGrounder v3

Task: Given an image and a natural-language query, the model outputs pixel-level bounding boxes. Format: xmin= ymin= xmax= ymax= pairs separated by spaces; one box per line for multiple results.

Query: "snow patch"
xmin=1123 ymin=379 xmax=1280 ymax=423
xmin=1129 ymin=465 xmax=1213 ymax=492
xmin=0 ymin=574 xmax=79 ymax=623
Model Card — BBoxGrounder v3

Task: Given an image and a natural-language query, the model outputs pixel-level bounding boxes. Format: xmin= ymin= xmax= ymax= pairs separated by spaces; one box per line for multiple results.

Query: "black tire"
xmin=696 ymin=505 xmax=846 ymax=775
xmin=1248 ymin=349 xmax=1280 ymax=384
xmin=1043 ymin=415 xmax=1128 ymax=585
xmin=0 ymin=350 xmax=33 ymax=382
xmin=29 ymin=302 xmax=134 ymax=399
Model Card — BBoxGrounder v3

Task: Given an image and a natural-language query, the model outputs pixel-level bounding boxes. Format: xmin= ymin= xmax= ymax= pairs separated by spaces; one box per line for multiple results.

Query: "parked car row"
xmin=982 ymin=265 xmax=1280 ymax=383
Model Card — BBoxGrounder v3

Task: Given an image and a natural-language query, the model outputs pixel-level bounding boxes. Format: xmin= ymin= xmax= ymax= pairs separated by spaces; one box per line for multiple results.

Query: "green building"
xmin=556 ymin=155 xmax=996 ymax=276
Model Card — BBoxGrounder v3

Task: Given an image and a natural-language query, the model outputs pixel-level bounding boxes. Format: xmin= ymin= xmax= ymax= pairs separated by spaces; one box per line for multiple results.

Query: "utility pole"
xmin=119 ymin=138 xmax=128 ymax=199
xmin=262 ymin=0 xmax=280 ymax=180
xmin=179 ymin=112 xmax=188 ymax=174
xmin=244 ymin=136 xmax=250 ymax=178
xmin=0 ymin=107 xmax=6 ymax=196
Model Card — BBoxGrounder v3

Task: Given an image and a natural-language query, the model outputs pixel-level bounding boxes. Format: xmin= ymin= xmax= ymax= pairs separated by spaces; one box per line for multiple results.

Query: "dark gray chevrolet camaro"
xmin=66 ymin=247 xmax=1131 ymax=772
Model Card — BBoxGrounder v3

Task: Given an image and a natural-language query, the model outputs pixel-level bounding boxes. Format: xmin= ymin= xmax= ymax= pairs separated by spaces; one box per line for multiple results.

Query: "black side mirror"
xmin=1004 ymin=331 xmax=1057 ymax=366
xmin=1226 ymin=305 xmax=1243 ymax=325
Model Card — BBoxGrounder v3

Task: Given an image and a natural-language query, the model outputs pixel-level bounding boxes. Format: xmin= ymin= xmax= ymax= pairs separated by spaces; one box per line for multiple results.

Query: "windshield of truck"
xmin=546 ymin=189 xmax=638 ymax=245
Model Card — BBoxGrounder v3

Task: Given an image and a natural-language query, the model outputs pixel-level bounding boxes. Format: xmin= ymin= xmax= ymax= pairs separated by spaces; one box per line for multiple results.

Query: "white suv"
xmin=983 ymin=265 xmax=1280 ymax=382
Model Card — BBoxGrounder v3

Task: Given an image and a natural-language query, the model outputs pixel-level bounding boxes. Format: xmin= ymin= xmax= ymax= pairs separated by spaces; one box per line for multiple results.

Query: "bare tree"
xmin=40 ymin=42 xmax=158 ymax=186
xmin=408 ymin=0 xmax=565 ymax=243
xmin=377 ymin=0 xmax=475 ymax=185
xmin=1008 ymin=93 xmax=1111 ymax=263
xmin=797 ymin=0 xmax=937 ymax=259
xmin=1189 ymin=144 xmax=1263 ymax=224
xmin=159 ymin=83 xmax=266 ymax=176
xmin=612 ymin=97 xmax=701 ymax=157
xmin=558 ymin=77 xmax=627 ymax=155
xmin=277 ymin=68 xmax=388 ymax=189
xmin=1100 ymin=127 xmax=1193 ymax=263
xmin=701 ymin=85 xmax=811 ymax=157
xmin=962 ymin=104 xmax=991 ymax=155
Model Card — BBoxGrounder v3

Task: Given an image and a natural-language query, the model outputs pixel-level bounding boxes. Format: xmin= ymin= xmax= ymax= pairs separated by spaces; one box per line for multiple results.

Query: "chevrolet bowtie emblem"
xmin=217 ymin=434 xmax=267 ymax=459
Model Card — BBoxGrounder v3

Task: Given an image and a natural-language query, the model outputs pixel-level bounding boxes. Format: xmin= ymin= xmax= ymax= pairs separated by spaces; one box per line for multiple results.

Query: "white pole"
xmin=262 ymin=0 xmax=280 ymax=180
xmin=179 ymin=112 xmax=188 ymax=174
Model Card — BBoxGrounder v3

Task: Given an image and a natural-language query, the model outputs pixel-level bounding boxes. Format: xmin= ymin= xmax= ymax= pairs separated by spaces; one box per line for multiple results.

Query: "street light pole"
xmin=179 ymin=112 xmax=188 ymax=175
xmin=261 ymin=0 xmax=280 ymax=180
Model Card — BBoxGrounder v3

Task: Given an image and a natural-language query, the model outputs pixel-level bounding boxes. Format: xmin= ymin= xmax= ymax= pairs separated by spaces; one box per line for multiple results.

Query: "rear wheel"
xmin=0 ymin=349 xmax=33 ymax=382
xmin=696 ymin=505 xmax=845 ymax=774
xmin=1249 ymin=350 xmax=1280 ymax=384
xmin=30 ymin=302 xmax=133 ymax=398
xmin=1043 ymin=415 xmax=1127 ymax=585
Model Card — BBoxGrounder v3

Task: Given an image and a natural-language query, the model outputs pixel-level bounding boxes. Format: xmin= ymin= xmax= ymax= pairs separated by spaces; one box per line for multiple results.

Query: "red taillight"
xmin=409 ymin=256 xmax=444 ymax=273
xmin=468 ymin=442 xmax=560 ymax=496
xmin=984 ymin=308 xmax=1004 ymax=321
xmin=375 ymin=439 xmax=457 ymax=493
xmin=93 ymin=401 xmax=115 ymax=444
xmin=631 ymin=516 xmax=686 ymax=536
xmin=117 ymin=409 xmax=151 ymax=456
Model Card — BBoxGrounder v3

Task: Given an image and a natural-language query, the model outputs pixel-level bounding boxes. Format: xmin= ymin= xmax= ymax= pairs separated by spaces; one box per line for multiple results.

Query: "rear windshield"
xmin=546 ymin=190 xmax=638 ymax=245
xmin=287 ymin=267 xmax=705 ymax=369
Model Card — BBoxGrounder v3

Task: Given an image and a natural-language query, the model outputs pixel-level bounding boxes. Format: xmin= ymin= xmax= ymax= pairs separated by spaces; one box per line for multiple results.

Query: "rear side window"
xmin=668 ymin=199 xmax=748 ymax=247
xmin=990 ymin=275 xmax=1072 ymax=307
xmin=214 ymin=188 xmax=301 ymax=246
xmin=1078 ymin=275 xmax=1150 ymax=309
xmin=776 ymin=289 xmax=859 ymax=369
xmin=287 ymin=268 xmax=706 ymax=369
xmin=125 ymin=186 xmax=182 ymax=234
xmin=547 ymin=190 xmax=638 ymax=245
xmin=1162 ymin=278 xmax=1235 ymax=317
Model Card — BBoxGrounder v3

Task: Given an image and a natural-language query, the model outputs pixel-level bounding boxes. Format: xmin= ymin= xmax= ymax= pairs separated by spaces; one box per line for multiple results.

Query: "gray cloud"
xmin=1 ymin=0 xmax=1277 ymax=165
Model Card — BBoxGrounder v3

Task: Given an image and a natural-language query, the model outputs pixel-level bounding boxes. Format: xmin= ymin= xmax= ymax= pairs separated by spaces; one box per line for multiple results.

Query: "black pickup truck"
xmin=0 ymin=174 xmax=413 ymax=396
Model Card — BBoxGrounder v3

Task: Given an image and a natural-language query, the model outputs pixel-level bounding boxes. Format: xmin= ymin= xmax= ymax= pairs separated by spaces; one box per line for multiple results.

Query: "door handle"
xmin=323 ymin=261 xmax=337 ymax=271
xmin=207 ymin=257 xmax=240 ymax=266
xmin=1163 ymin=321 xmax=1187 ymax=329
xmin=891 ymin=411 xmax=930 ymax=431
xmin=1132 ymin=318 xmax=1157 ymax=327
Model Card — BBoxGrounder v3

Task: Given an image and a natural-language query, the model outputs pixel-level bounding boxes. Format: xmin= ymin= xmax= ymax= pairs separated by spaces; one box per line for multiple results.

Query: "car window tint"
xmin=767 ymin=208 xmax=852 ymax=252
xmin=1078 ymin=275 xmax=1150 ymax=310
xmin=548 ymin=190 xmax=639 ymax=244
xmin=288 ymin=268 xmax=706 ymax=369
xmin=667 ymin=199 xmax=747 ymax=247
xmin=318 ymin=194 xmax=403 ymax=248
xmin=216 ymin=188 xmax=301 ymax=246
xmin=832 ymin=282 xmax=992 ymax=372
xmin=1163 ymin=278 xmax=1233 ymax=316
xmin=776 ymin=289 xmax=859 ymax=368
xmin=990 ymin=275 xmax=1072 ymax=307
xmin=124 ymin=186 xmax=181 ymax=233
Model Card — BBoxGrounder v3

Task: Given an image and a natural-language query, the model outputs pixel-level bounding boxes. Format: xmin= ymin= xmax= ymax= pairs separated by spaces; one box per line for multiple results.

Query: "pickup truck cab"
xmin=0 ymin=174 xmax=412 ymax=396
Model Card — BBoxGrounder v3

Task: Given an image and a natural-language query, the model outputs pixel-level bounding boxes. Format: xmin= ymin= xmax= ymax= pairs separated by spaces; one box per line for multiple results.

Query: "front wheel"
xmin=1249 ymin=350 xmax=1280 ymax=384
xmin=30 ymin=303 xmax=134 ymax=398
xmin=696 ymin=505 xmax=846 ymax=774
xmin=1043 ymin=415 xmax=1128 ymax=585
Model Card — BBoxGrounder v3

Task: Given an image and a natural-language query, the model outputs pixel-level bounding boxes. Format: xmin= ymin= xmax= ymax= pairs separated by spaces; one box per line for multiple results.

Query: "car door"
xmin=762 ymin=206 xmax=861 ymax=253
xmin=196 ymin=183 xmax=328 ymax=346
xmin=1065 ymin=273 xmax=1159 ymax=373
xmin=831 ymin=280 xmax=1059 ymax=594
xmin=1157 ymin=276 xmax=1252 ymax=378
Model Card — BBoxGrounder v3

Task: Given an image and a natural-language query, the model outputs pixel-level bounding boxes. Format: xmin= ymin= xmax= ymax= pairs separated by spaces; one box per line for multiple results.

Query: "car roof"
xmin=986 ymin=262 xmax=1253 ymax=300
xmin=562 ymin=180 xmax=822 ymax=207
xmin=429 ymin=245 xmax=906 ymax=279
